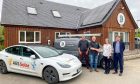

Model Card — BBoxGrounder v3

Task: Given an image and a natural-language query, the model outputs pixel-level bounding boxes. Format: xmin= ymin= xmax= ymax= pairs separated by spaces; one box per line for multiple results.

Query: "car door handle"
xmin=20 ymin=58 xmax=23 ymax=60
xmin=5 ymin=56 xmax=9 ymax=57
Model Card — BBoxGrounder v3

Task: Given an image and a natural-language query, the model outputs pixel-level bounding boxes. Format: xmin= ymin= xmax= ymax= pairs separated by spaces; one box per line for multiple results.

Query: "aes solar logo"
xmin=117 ymin=13 xmax=125 ymax=26
xmin=60 ymin=41 xmax=66 ymax=47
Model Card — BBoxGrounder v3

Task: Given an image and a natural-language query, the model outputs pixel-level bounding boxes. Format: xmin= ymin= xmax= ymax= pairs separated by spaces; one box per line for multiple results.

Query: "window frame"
xmin=19 ymin=31 xmax=41 ymax=43
xmin=55 ymin=32 xmax=71 ymax=39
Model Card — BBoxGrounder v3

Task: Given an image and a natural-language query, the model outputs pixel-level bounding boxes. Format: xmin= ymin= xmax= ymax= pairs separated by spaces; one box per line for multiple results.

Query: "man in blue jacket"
xmin=113 ymin=36 xmax=125 ymax=76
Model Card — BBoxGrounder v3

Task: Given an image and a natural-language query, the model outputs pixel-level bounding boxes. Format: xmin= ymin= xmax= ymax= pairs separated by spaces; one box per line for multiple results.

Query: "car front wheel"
xmin=0 ymin=61 xmax=8 ymax=74
xmin=43 ymin=66 xmax=59 ymax=84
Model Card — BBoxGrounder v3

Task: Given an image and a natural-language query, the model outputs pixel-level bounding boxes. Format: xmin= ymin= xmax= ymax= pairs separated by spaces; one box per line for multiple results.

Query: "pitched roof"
xmin=80 ymin=0 xmax=119 ymax=28
xmin=1 ymin=0 xmax=137 ymax=29
xmin=1 ymin=0 xmax=88 ymax=29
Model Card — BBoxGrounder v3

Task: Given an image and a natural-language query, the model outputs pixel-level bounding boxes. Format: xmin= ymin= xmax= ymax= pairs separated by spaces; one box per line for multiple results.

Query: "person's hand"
xmin=107 ymin=56 xmax=110 ymax=59
xmin=96 ymin=49 xmax=100 ymax=52
xmin=86 ymin=51 xmax=88 ymax=55
xmin=90 ymin=47 xmax=94 ymax=50
xmin=79 ymin=51 xmax=82 ymax=55
xmin=108 ymin=56 xmax=111 ymax=59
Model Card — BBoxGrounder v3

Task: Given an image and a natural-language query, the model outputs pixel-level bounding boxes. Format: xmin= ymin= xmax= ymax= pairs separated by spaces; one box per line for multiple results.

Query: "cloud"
xmin=0 ymin=0 xmax=3 ymax=22
xmin=47 ymin=0 xmax=113 ymax=8
xmin=126 ymin=0 xmax=140 ymax=27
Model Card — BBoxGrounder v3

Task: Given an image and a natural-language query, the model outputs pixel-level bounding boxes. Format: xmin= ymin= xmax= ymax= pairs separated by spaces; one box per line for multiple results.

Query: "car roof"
xmin=6 ymin=45 xmax=51 ymax=49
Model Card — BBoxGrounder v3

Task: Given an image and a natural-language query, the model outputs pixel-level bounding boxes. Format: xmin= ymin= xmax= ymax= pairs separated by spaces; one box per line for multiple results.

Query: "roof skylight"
xmin=52 ymin=10 xmax=61 ymax=18
xmin=27 ymin=7 xmax=37 ymax=15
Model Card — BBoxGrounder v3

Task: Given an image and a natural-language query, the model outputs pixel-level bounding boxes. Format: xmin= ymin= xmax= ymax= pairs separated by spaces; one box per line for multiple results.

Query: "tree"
xmin=0 ymin=26 xmax=4 ymax=44
xmin=135 ymin=28 xmax=140 ymax=37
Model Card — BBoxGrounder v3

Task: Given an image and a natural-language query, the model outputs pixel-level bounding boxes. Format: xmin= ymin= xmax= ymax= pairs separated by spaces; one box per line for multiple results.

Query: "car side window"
xmin=5 ymin=46 xmax=20 ymax=56
xmin=21 ymin=47 xmax=40 ymax=59
xmin=20 ymin=47 xmax=35 ymax=57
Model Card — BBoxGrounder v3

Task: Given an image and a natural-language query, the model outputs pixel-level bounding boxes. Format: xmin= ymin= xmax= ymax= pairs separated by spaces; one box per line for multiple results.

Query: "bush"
xmin=0 ymin=45 xmax=4 ymax=51
xmin=0 ymin=36 xmax=4 ymax=42
xmin=135 ymin=33 xmax=140 ymax=38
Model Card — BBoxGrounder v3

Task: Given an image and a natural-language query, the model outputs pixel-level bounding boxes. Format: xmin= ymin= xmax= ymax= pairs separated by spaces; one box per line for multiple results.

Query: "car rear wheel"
xmin=43 ymin=66 xmax=59 ymax=84
xmin=0 ymin=61 xmax=8 ymax=74
xmin=100 ymin=58 xmax=114 ymax=69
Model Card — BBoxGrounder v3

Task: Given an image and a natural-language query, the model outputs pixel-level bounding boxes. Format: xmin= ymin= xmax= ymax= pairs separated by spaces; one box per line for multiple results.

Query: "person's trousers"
xmin=89 ymin=53 xmax=98 ymax=70
xmin=113 ymin=53 xmax=123 ymax=73
xmin=104 ymin=56 xmax=111 ymax=73
xmin=80 ymin=52 xmax=89 ymax=68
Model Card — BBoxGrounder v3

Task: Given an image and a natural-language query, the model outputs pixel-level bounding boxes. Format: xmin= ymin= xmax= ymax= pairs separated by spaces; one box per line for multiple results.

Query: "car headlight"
xmin=57 ymin=62 xmax=71 ymax=68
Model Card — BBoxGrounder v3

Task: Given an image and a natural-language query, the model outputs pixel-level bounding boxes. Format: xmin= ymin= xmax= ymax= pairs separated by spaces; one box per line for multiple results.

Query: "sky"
xmin=0 ymin=0 xmax=140 ymax=27
xmin=0 ymin=0 xmax=2 ymax=22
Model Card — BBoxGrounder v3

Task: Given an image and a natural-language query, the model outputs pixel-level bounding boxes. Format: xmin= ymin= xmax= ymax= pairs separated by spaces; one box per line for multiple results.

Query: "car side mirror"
xmin=30 ymin=55 xmax=36 ymax=59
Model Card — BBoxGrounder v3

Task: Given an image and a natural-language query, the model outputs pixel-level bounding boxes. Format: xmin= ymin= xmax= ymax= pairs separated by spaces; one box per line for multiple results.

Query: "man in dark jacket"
xmin=113 ymin=36 xmax=125 ymax=76
xmin=78 ymin=36 xmax=89 ymax=69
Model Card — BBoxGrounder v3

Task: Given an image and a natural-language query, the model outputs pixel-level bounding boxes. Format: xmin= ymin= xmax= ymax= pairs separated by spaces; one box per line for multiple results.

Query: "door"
xmin=19 ymin=46 xmax=40 ymax=75
xmin=5 ymin=46 xmax=23 ymax=71
xmin=5 ymin=46 xmax=40 ymax=75
xmin=120 ymin=32 xmax=125 ymax=42
xmin=111 ymin=31 xmax=129 ymax=50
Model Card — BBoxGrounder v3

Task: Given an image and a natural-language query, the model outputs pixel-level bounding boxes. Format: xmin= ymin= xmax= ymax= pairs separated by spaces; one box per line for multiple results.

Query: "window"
xmin=32 ymin=46 xmax=62 ymax=58
xmin=52 ymin=10 xmax=61 ymax=18
xmin=35 ymin=32 xmax=40 ymax=41
xmin=55 ymin=32 xmax=71 ymax=39
xmin=20 ymin=32 xmax=25 ymax=41
xmin=27 ymin=7 xmax=37 ymax=15
xmin=26 ymin=32 xmax=34 ymax=42
xmin=19 ymin=31 xmax=41 ymax=43
xmin=21 ymin=47 xmax=36 ymax=57
xmin=5 ymin=46 xmax=20 ymax=56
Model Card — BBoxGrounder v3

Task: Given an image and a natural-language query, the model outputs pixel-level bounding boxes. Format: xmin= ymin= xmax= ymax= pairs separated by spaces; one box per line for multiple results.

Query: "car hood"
xmin=47 ymin=53 xmax=81 ymax=65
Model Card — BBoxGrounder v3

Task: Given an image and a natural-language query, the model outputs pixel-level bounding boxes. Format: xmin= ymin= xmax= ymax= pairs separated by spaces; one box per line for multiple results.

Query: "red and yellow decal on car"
xmin=13 ymin=61 xmax=29 ymax=69
xmin=20 ymin=62 xmax=29 ymax=68
xmin=8 ymin=57 xmax=13 ymax=65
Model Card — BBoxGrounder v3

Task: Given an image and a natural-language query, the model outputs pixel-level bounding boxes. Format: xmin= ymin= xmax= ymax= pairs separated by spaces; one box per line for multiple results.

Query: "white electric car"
xmin=0 ymin=45 xmax=82 ymax=84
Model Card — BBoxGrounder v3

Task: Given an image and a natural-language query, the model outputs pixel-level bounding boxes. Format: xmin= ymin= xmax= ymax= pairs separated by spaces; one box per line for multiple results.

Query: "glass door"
xmin=111 ymin=31 xmax=129 ymax=50
xmin=120 ymin=32 xmax=125 ymax=42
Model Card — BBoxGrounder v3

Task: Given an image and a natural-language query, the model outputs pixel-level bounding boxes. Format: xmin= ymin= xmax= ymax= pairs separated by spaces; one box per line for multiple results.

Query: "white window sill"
xmin=19 ymin=42 xmax=41 ymax=44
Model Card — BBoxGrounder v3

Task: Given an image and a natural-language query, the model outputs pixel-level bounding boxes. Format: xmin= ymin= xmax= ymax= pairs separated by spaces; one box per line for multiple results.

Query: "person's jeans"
xmin=89 ymin=53 xmax=98 ymax=70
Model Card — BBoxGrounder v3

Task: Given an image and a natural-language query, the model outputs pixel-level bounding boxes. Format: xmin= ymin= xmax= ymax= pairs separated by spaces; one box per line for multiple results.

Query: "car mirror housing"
xmin=30 ymin=55 xmax=36 ymax=59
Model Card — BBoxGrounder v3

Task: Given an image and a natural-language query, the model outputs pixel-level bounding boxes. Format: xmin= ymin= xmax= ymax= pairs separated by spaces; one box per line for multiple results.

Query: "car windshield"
xmin=32 ymin=46 xmax=63 ymax=58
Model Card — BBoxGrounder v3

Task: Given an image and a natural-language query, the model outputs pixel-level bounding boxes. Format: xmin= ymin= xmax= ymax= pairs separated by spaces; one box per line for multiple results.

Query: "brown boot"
xmin=89 ymin=68 xmax=93 ymax=72
xmin=95 ymin=69 xmax=99 ymax=72
xmin=112 ymin=72 xmax=118 ymax=74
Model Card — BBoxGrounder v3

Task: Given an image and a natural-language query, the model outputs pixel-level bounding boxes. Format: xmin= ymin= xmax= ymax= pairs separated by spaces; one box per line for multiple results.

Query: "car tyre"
xmin=100 ymin=58 xmax=105 ymax=69
xmin=43 ymin=66 xmax=59 ymax=84
xmin=110 ymin=59 xmax=114 ymax=69
xmin=0 ymin=61 xmax=8 ymax=74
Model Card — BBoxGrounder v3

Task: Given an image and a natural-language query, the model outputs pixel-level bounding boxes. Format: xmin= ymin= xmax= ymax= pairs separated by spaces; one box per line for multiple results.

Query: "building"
xmin=0 ymin=0 xmax=138 ymax=50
